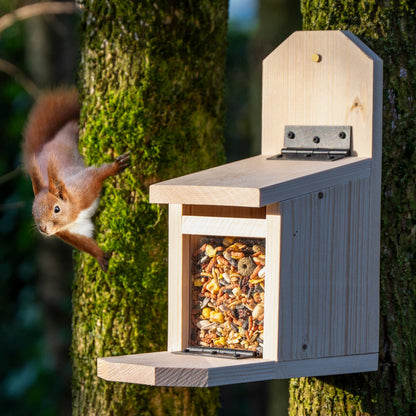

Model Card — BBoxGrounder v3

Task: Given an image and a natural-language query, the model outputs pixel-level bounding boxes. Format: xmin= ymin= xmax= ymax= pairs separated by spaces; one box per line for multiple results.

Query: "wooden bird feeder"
xmin=97 ymin=31 xmax=382 ymax=387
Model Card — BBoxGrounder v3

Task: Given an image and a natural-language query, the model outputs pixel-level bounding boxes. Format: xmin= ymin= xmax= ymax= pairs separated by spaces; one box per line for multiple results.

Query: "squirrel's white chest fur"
xmin=64 ymin=198 xmax=99 ymax=238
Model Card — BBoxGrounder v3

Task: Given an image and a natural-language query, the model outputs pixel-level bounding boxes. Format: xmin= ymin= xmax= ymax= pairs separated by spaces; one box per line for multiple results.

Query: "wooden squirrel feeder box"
xmin=97 ymin=31 xmax=382 ymax=387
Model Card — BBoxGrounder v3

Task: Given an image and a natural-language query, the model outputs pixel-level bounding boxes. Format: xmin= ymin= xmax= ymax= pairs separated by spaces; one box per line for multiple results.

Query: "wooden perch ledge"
xmin=97 ymin=351 xmax=379 ymax=387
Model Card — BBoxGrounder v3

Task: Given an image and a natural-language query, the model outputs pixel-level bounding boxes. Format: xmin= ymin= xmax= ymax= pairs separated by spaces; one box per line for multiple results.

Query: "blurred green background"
xmin=0 ymin=1 xmax=300 ymax=414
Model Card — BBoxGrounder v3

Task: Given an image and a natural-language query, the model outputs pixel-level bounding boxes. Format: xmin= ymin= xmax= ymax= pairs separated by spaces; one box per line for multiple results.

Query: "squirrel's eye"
xmin=54 ymin=205 xmax=60 ymax=214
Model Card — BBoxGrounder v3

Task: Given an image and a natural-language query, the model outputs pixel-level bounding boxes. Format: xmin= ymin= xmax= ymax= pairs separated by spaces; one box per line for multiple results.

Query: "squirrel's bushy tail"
xmin=23 ymin=87 xmax=79 ymax=170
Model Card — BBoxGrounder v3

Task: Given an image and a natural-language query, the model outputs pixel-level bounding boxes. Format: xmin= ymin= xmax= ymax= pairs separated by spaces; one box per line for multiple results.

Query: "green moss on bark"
xmin=289 ymin=2 xmax=416 ymax=415
xmin=72 ymin=1 xmax=228 ymax=415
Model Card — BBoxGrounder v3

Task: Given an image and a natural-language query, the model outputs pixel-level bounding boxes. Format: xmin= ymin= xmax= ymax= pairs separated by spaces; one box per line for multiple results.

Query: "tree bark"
xmin=248 ymin=0 xmax=302 ymax=155
xmin=72 ymin=1 xmax=228 ymax=415
xmin=289 ymin=1 xmax=416 ymax=415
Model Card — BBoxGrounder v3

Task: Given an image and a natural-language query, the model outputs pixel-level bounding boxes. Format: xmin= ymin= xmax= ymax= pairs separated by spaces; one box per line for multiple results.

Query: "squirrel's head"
xmin=32 ymin=190 xmax=74 ymax=235
xmin=32 ymin=159 xmax=75 ymax=236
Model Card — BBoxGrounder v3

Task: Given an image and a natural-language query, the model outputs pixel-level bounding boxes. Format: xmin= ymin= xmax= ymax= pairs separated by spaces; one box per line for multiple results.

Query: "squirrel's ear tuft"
xmin=48 ymin=158 xmax=69 ymax=200
xmin=29 ymin=157 xmax=44 ymax=196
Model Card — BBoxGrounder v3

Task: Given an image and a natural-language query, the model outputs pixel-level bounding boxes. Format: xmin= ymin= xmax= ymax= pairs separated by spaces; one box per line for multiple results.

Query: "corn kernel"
xmin=213 ymin=337 xmax=226 ymax=346
xmin=206 ymin=279 xmax=220 ymax=294
xmin=202 ymin=307 xmax=212 ymax=320
xmin=210 ymin=311 xmax=224 ymax=323
xmin=205 ymin=244 xmax=217 ymax=257
xmin=193 ymin=278 xmax=204 ymax=287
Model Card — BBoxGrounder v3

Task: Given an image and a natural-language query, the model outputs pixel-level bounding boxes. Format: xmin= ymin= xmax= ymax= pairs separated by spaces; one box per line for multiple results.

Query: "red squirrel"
xmin=22 ymin=88 xmax=130 ymax=272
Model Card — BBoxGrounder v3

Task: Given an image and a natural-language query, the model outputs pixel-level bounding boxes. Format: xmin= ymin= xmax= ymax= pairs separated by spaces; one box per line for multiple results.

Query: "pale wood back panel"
xmin=277 ymin=178 xmax=377 ymax=361
xmin=262 ymin=30 xmax=381 ymax=158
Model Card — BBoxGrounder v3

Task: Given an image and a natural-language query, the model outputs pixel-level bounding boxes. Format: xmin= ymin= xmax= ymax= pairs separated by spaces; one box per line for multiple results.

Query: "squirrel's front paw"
xmin=97 ymin=252 xmax=111 ymax=272
xmin=113 ymin=152 xmax=130 ymax=174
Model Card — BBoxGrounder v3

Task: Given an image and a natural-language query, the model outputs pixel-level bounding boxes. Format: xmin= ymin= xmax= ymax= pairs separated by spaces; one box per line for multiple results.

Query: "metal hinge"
xmin=269 ymin=125 xmax=352 ymax=161
xmin=173 ymin=346 xmax=259 ymax=359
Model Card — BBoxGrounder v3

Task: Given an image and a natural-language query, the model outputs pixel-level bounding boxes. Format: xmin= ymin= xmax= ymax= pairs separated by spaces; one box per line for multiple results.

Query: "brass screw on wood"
xmin=312 ymin=53 xmax=322 ymax=62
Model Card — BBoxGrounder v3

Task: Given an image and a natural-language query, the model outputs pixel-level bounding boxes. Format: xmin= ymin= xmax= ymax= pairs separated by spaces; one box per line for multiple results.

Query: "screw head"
xmin=287 ymin=131 xmax=295 ymax=139
xmin=313 ymin=136 xmax=320 ymax=144
xmin=339 ymin=131 xmax=346 ymax=139
xmin=318 ymin=192 xmax=324 ymax=199
xmin=312 ymin=53 xmax=322 ymax=63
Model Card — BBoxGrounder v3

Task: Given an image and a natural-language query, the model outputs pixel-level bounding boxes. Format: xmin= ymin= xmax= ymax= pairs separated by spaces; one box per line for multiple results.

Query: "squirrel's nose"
xmin=38 ymin=224 xmax=47 ymax=234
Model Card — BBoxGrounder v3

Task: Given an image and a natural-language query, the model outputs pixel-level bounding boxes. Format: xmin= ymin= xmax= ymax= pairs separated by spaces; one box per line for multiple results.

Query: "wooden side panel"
xmin=167 ymin=204 xmax=190 ymax=352
xmin=367 ymin=47 xmax=382 ymax=352
xmin=277 ymin=179 xmax=378 ymax=361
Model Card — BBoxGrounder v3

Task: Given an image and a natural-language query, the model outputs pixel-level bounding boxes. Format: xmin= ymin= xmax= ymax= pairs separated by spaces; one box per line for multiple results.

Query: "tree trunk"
xmin=289 ymin=2 xmax=416 ymax=415
xmin=248 ymin=0 xmax=302 ymax=155
xmin=72 ymin=1 xmax=228 ymax=415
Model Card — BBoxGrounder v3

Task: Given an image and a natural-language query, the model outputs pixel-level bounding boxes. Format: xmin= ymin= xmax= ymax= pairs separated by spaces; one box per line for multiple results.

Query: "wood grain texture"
xmin=97 ymin=352 xmax=275 ymax=387
xmin=181 ymin=215 xmax=267 ymax=237
xmin=262 ymin=30 xmax=382 ymax=157
xmin=97 ymin=351 xmax=378 ymax=387
xmin=366 ymin=34 xmax=383 ymax=353
xmin=183 ymin=205 xmax=266 ymax=219
xmin=167 ymin=204 xmax=190 ymax=352
xmin=263 ymin=203 xmax=281 ymax=360
xmin=274 ymin=352 xmax=378 ymax=379
xmin=277 ymin=179 xmax=377 ymax=361
xmin=149 ymin=155 xmax=371 ymax=207
xmin=265 ymin=30 xmax=382 ymax=363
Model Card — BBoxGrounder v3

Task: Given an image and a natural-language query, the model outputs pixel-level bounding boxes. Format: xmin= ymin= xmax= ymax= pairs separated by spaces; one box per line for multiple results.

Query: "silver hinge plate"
xmin=269 ymin=125 xmax=352 ymax=161
xmin=173 ymin=346 xmax=259 ymax=359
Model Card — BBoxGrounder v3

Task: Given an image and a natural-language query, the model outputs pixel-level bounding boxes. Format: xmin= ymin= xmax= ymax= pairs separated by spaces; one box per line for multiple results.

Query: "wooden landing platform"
xmin=97 ymin=351 xmax=378 ymax=387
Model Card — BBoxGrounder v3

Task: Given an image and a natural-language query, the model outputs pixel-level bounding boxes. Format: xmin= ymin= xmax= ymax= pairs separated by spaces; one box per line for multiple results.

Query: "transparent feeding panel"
xmin=190 ymin=237 xmax=265 ymax=357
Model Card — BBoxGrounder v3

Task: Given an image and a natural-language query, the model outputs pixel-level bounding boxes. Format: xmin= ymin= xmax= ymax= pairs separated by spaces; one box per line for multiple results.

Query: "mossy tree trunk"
xmin=72 ymin=1 xmax=228 ymax=415
xmin=289 ymin=2 xmax=416 ymax=415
